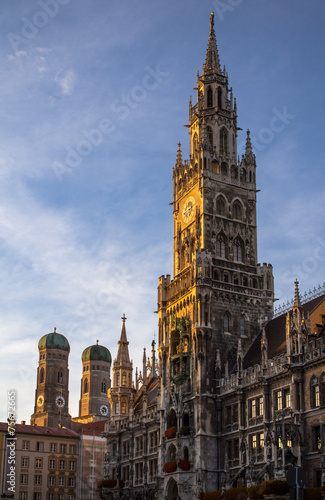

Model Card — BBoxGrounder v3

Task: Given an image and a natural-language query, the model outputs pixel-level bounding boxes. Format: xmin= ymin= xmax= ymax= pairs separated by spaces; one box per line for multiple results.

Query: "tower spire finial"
xmin=293 ymin=279 xmax=301 ymax=309
xmin=204 ymin=12 xmax=221 ymax=75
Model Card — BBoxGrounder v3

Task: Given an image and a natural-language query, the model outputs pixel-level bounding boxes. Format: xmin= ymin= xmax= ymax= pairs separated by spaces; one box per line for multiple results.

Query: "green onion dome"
xmin=38 ymin=328 xmax=70 ymax=353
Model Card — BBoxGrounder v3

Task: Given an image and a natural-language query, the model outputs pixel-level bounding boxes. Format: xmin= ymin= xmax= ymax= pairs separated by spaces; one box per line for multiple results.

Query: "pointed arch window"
xmin=101 ymin=381 xmax=106 ymax=393
xmin=216 ymin=197 xmax=225 ymax=216
xmin=233 ymin=202 xmax=242 ymax=220
xmin=216 ymin=234 xmax=226 ymax=258
xmin=207 ymin=86 xmax=213 ymax=108
xmin=207 ymin=126 xmax=213 ymax=150
xmin=218 ymin=87 xmax=222 ymax=108
xmin=115 ymin=402 xmax=120 ymax=414
xmin=193 ymin=133 xmax=199 ymax=158
xmin=39 ymin=368 xmax=44 ymax=384
xmin=234 ymin=238 xmax=243 ymax=262
xmin=84 ymin=378 xmax=88 ymax=394
xmin=220 ymin=128 xmax=228 ymax=155
xmin=116 ymin=372 xmax=120 ymax=387
xmin=122 ymin=372 xmax=127 ymax=386
xmin=224 ymin=313 xmax=230 ymax=332
xmin=240 ymin=317 xmax=245 ymax=336
xmin=121 ymin=401 xmax=126 ymax=414
xmin=311 ymin=376 xmax=320 ymax=408
xmin=58 ymin=371 xmax=63 ymax=384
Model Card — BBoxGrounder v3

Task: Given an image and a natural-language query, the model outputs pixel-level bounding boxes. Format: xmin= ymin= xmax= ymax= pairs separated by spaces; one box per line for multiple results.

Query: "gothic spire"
xmin=293 ymin=279 xmax=301 ymax=309
xmin=116 ymin=313 xmax=130 ymax=365
xmin=244 ymin=130 xmax=254 ymax=162
xmin=176 ymin=142 xmax=183 ymax=166
xmin=203 ymin=13 xmax=221 ymax=75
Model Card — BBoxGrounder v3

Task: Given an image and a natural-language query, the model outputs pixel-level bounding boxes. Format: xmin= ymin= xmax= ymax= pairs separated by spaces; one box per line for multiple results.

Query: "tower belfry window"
xmin=207 ymin=126 xmax=213 ymax=150
xmin=207 ymin=86 xmax=213 ymax=107
xmin=216 ymin=197 xmax=225 ymax=216
xmin=220 ymin=128 xmax=228 ymax=155
xmin=84 ymin=378 xmax=88 ymax=394
xmin=218 ymin=87 xmax=222 ymax=108
xmin=39 ymin=367 xmax=44 ymax=384
xmin=216 ymin=234 xmax=226 ymax=258
xmin=58 ymin=371 xmax=63 ymax=384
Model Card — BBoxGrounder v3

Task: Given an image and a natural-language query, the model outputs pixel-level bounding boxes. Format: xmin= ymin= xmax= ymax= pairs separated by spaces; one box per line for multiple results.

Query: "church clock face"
xmin=56 ymin=396 xmax=65 ymax=408
xmin=100 ymin=404 xmax=109 ymax=416
xmin=182 ymin=196 xmax=195 ymax=224
xmin=37 ymin=395 xmax=44 ymax=407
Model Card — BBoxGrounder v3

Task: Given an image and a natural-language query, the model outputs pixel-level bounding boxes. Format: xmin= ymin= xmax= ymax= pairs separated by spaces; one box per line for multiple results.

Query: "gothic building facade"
xmin=101 ymin=13 xmax=325 ymax=500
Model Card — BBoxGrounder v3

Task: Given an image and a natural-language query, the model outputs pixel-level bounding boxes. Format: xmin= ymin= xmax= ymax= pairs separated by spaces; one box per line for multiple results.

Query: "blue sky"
xmin=0 ymin=0 xmax=325 ymax=422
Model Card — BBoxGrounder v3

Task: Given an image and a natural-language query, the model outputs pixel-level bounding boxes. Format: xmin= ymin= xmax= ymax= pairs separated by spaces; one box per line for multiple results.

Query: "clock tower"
xmin=31 ymin=328 xmax=71 ymax=428
xmin=157 ymin=13 xmax=274 ymax=491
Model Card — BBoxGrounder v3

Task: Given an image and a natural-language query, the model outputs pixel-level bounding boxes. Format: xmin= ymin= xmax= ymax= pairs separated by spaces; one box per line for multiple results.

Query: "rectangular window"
xmin=259 ymin=433 xmax=264 ymax=451
xmin=278 ymin=436 xmax=283 ymax=449
xmin=69 ymin=444 xmax=77 ymax=454
xmin=35 ymin=458 xmax=42 ymax=469
xmin=59 ymin=460 xmax=66 ymax=470
xmin=252 ymin=435 xmax=257 ymax=449
xmin=226 ymin=406 xmax=231 ymax=425
xmin=49 ymin=495 xmax=55 ymax=500
xmin=251 ymin=399 xmax=256 ymax=418
xmin=258 ymin=396 xmax=264 ymax=416
xmin=313 ymin=426 xmax=322 ymax=451
xmin=284 ymin=388 xmax=290 ymax=408
xmin=34 ymin=494 xmax=42 ymax=500
xmin=19 ymin=493 xmax=28 ymax=500
xmin=68 ymin=496 xmax=75 ymax=500
xmin=36 ymin=442 xmax=44 ymax=452
xmin=68 ymin=477 xmax=75 ymax=487
xmin=49 ymin=476 xmax=55 ymax=486
xmin=34 ymin=475 xmax=42 ymax=485
xmin=58 ymin=495 xmax=65 ymax=500
xmin=59 ymin=476 xmax=65 ymax=486
xmin=60 ymin=444 xmax=67 ymax=453
xmin=275 ymin=390 xmax=282 ymax=410
xmin=233 ymin=404 xmax=238 ymax=423
xmin=49 ymin=459 xmax=56 ymax=469
xmin=22 ymin=441 xmax=30 ymax=450
xmin=22 ymin=457 xmax=29 ymax=468
xmin=50 ymin=443 xmax=57 ymax=453
xmin=20 ymin=474 xmax=28 ymax=484
xmin=315 ymin=385 xmax=320 ymax=407
xmin=69 ymin=460 xmax=76 ymax=471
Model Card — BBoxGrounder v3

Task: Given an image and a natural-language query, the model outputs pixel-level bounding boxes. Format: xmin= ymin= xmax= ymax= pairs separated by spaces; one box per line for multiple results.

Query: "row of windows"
xmin=83 ymin=378 xmax=107 ymax=394
xmin=22 ymin=441 xmax=77 ymax=455
xmin=39 ymin=368 xmax=65 ymax=384
xmin=39 ymin=353 xmax=66 ymax=360
xmin=19 ymin=494 xmax=74 ymax=500
xmin=83 ymin=364 xmax=109 ymax=372
xmin=21 ymin=458 xmax=75 ymax=471
xmin=216 ymin=234 xmax=244 ymax=262
xmin=216 ymin=197 xmax=243 ymax=220
xmin=115 ymin=371 xmax=132 ymax=387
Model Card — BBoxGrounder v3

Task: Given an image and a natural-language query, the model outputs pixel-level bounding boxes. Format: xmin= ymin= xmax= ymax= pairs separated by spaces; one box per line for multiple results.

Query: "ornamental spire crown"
xmin=203 ymin=13 xmax=221 ymax=75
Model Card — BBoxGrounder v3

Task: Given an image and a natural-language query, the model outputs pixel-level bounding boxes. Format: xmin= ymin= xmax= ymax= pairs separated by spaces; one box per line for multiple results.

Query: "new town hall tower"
xmin=157 ymin=13 xmax=274 ymax=492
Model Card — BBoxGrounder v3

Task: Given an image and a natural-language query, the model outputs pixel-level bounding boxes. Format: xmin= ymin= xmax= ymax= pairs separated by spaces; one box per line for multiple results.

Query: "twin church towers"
xmin=31 ymin=314 xmax=133 ymax=427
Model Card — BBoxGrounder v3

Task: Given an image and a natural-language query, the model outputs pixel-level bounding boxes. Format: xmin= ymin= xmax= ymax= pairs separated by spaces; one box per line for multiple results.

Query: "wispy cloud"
xmin=55 ymin=68 xmax=77 ymax=96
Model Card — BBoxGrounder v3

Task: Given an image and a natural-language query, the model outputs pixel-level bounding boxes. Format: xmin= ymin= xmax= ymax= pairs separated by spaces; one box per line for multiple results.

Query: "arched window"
xmin=234 ymin=274 xmax=239 ymax=285
xmin=115 ymin=402 xmax=119 ymax=414
xmin=240 ymin=168 xmax=246 ymax=182
xmin=223 ymin=273 xmax=229 ymax=283
xmin=207 ymin=86 xmax=213 ymax=107
xmin=207 ymin=126 xmax=213 ymax=150
xmin=216 ymin=234 xmax=226 ymax=258
xmin=234 ymin=238 xmax=243 ymax=262
xmin=220 ymin=128 xmax=228 ymax=155
xmin=183 ymin=446 xmax=189 ymax=461
xmin=84 ymin=378 xmax=88 ymax=394
xmin=216 ymin=197 xmax=225 ymax=216
xmin=116 ymin=372 xmax=120 ymax=387
xmin=221 ymin=162 xmax=228 ymax=176
xmin=58 ymin=371 xmax=63 ymax=384
xmin=122 ymin=372 xmax=127 ymax=386
xmin=167 ymin=409 xmax=177 ymax=429
xmin=121 ymin=401 xmax=126 ymax=414
xmin=231 ymin=165 xmax=238 ymax=179
xmin=217 ymin=87 xmax=222 ymax=108
xmin=311 ymin=376 xmax=320 ymax=408
xmin=240 ymin=317 xmax=245 ymax=336
xmin=167 ymin=444 xmax=177 ymax=462
xmin=101 ymin=381 xmax=106 ymax=393
xmin=224 ymin=313 xmax=230 ymax=332
xmin=128 ymin=373 xmax=132 ymax=387
xmin=233 ymin=202 xmax=242 ymax=220
xmin=39 ymin=368 xmax=44 ymax=384
xmin=193 ymin=133 xmax=199 ymax=158
xmin=243 ymin=276 xmax=248 ymax=287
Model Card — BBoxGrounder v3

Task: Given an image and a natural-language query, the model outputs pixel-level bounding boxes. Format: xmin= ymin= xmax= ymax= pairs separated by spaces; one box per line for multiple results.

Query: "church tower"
xmin=74 ymin=341 xmax=111 ymax=423
xmin=157 ymin=13 xmax=274 ymax=492
xmin=31 ymin=328 xmax=71 ymax=428
xmin=108 ymin=314 xmax=135 ymax=419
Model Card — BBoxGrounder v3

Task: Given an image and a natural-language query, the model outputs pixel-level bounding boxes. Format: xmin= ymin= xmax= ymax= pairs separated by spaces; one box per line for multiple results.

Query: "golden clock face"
xmin=37 ymin=395 xmax=44 ymax=407
xmin=182 ymin=196 xmax=195 ymax=224
xmin=56 ymin=396 xmax=65 ymax=408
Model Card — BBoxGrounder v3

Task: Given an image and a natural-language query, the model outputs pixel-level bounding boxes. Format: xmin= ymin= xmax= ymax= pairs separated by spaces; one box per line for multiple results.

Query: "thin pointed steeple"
xmin=116 ymin=313 xmax=130 ymax=365
xmin=176 ymin=142 xmax=183 ymax=166
xmin=151 ymin=339 xmax=156 ymax=378
xmin=293 ymin=279 xmax=302 ymax=309
xmin=244 ymin=130 xmax=254 ymax=162
xmin=203 ymin=13 xmax=221 ymax=75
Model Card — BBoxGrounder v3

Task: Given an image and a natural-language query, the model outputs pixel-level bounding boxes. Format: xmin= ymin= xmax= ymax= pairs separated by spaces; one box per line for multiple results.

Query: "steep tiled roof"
xmin=0 ymin=422 xmax=79 ymax=438
xmin=134 ymin=377 xmax=159 ymax=413
xmin=243 ymin=294 xmax=325 ymax=369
